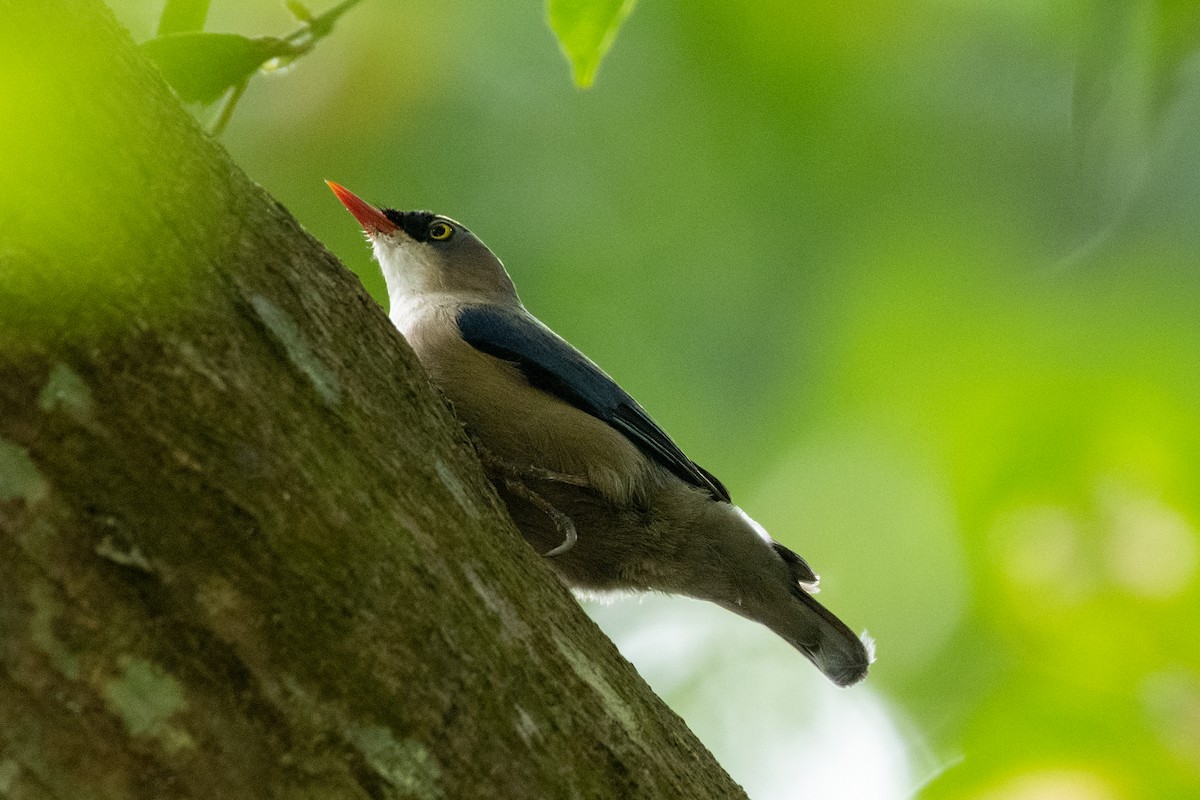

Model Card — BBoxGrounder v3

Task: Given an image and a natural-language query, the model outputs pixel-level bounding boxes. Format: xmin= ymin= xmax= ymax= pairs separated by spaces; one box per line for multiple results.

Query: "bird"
xmin=327 ymin=181 xmax=874 ymax=687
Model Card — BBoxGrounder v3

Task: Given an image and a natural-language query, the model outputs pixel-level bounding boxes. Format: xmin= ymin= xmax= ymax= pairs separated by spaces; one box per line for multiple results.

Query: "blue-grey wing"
xmin=456 ymin=305 xmax=731 ymax=503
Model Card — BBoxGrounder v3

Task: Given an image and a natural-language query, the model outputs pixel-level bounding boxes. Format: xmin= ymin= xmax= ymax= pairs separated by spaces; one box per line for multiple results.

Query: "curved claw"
xmin=469 ymin=435 xmax=583 ymax=557
xmin=543 ymin=515 xmax=577 ymax=557
xmin=499 ymin=475 xmax=579 ymax=558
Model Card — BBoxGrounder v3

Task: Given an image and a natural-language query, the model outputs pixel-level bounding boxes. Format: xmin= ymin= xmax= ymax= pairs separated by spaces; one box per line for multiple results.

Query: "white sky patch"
xmin=585 ymin=594 xmax=917 ymax=800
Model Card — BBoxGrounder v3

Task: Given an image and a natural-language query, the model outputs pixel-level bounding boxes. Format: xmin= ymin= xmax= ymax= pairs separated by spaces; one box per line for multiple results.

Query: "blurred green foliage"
xmin=90 ymin=0 xmax=1200 ymax=796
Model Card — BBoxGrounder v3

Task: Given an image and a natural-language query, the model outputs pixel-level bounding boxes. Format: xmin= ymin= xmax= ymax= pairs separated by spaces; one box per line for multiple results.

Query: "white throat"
xmin=374 ymin=237 xmax=515 ymax=328
xmin=374 ymin=237 xmax=460 ymax=329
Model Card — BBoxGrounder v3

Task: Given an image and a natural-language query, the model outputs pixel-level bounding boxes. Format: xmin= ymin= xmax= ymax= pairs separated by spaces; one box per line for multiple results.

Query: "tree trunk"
xmin=0 ymin=3 xmax=747 ymax=797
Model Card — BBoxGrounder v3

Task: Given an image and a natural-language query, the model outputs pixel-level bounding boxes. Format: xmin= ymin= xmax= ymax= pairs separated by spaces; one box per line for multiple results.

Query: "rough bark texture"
xmin=0 ymin=3 xmax=748 ymax=797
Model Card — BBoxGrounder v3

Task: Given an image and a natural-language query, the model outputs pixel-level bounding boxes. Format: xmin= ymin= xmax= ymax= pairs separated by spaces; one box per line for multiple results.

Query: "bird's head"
xmin=327 ymin=181 xmax=517 ymax=313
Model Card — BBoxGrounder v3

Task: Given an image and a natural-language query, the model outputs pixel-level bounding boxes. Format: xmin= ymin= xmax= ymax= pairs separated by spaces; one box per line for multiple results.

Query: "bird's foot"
xmin=467 ymin=435 xmax=583 ymax=556
xmin=499 ymin=476 xmax=578 ymax=557
xmin=469 ymin=434 xmax=589 ymax=488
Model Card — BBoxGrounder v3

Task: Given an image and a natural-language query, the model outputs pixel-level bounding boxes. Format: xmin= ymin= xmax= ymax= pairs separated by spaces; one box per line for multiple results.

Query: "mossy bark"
xmin=0 ymin=2 xmax=747 ymax=797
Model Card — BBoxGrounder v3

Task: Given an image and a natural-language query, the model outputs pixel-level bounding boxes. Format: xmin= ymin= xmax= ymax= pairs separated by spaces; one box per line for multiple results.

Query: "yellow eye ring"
xmin=428 ymin=221 xmax=454 ymax=241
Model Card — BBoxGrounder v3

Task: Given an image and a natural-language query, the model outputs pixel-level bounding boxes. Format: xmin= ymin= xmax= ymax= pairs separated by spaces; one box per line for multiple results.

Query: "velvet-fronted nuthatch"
xmin=328 ymin=181 xmax=873 ymax=686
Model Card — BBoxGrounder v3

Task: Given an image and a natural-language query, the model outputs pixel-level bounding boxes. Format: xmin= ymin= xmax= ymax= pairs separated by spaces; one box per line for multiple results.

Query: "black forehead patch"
xmin=381 ymin=209 xmax=437 ymax=242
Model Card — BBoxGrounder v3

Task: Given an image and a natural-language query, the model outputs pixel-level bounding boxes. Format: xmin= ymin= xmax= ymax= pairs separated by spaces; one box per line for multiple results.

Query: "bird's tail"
xmin=746 ymin=542 xmax=875 ymax=687
xmin=784 ymin=582 xmax=875 ymax=686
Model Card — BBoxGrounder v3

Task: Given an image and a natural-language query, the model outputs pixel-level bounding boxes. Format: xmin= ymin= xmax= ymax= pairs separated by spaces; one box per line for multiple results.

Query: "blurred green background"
xmin=107 ymin=1 xmax=1200 ymax=797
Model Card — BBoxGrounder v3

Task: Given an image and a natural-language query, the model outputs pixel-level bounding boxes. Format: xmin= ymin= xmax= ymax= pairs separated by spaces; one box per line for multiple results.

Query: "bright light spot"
xmin=586 ymin=595 xmax=918 ymax=800
xmin=1099 ymin=483 xmax=1197 ymax=599
xmin=991 ymin=482 xmax=1199 ymax=604
xmin=991 ymin=505 xmax=1092 ymax=603
xmin=975 ymin=769 xmax=1121 ymax=800
xmin=1140 ymin=672 xmax=1200 ymax=769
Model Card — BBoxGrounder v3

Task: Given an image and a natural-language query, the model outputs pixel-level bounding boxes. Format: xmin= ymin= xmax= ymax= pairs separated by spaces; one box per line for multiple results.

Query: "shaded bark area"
xmin=0 ymin=2 xmax=747 ymax=798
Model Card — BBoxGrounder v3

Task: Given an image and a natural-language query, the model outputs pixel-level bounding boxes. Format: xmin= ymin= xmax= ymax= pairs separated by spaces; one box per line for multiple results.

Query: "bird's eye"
xmin=428 ymin=221 xmax=454 ymax=241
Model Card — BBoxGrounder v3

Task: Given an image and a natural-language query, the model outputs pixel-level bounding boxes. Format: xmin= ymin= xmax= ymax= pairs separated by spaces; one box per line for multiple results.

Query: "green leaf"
xmin=547 ymin=0 xmax=638 ymax=88
xmin=141 ymin=33 xmax=285 ymax=105
xmin=156 ymin=0 xmax=211 ymax=36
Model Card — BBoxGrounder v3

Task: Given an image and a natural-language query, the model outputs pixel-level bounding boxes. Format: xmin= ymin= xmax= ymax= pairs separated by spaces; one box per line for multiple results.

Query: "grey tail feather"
xmin=766 ymin=542 xmax=871 ymax=685
xmin=786 ymin=585 xmax=873 ymax=687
